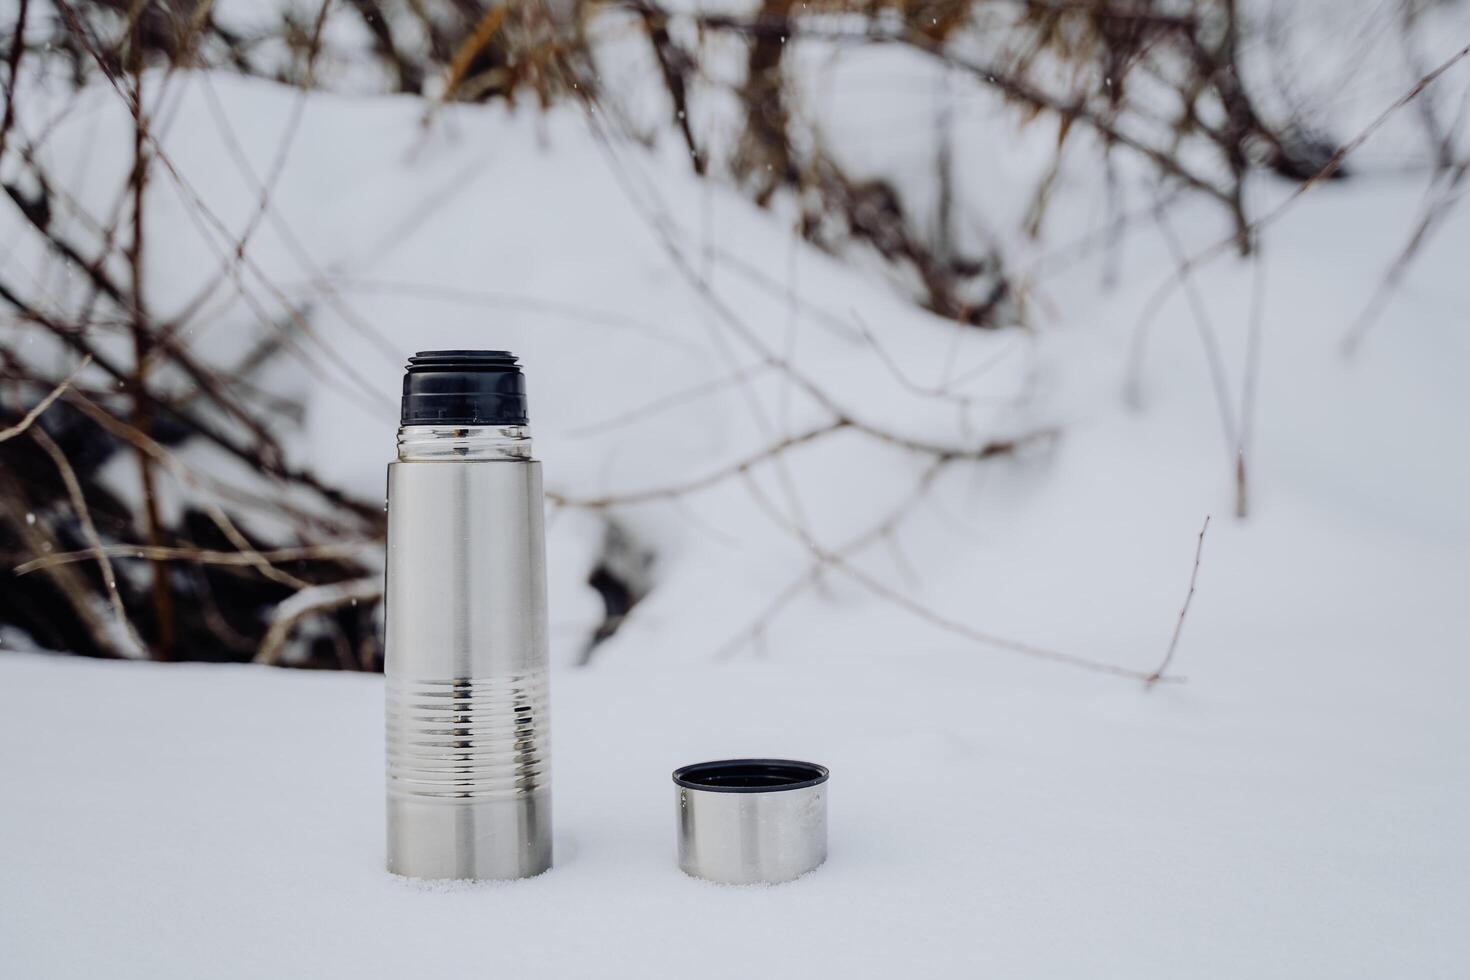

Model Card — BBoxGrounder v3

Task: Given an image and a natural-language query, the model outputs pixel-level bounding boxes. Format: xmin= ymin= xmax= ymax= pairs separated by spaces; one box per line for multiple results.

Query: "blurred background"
xmin=0 ymin=0 xmax=1466 ymax=677
xmin=4 ymin=3 xmax=1470 ymax=975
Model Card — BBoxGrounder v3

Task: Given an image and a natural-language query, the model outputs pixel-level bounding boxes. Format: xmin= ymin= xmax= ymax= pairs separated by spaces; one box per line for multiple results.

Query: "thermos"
xmin=384 ymin=350 xmax=552 ymax=880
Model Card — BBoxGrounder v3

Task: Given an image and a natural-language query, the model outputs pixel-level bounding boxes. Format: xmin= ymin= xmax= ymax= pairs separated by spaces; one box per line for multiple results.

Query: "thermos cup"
xmin=384 ymin=350 xmax=552 ymax=880
xmin=674 ymin=759 xmax=829 ymax=884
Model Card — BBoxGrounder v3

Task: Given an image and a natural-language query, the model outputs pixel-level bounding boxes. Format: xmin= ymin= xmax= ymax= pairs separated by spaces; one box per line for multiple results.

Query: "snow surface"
xmin=3 ymin=29 xmax=1470 ymax=979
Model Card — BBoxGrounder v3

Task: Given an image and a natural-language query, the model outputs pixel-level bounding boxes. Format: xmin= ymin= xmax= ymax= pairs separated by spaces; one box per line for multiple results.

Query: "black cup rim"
xmin=672 ymin=758 xmax=829 ymax=794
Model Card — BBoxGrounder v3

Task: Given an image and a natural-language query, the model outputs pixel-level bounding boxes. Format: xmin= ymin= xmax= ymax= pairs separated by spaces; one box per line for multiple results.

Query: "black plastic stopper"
xmin=400 ymin=350 xmax=528 ymax=426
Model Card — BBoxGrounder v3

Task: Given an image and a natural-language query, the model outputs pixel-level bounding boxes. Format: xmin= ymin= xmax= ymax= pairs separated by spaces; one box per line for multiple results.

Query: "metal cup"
xmin=673 ymin=759 xmax=829 ymax=885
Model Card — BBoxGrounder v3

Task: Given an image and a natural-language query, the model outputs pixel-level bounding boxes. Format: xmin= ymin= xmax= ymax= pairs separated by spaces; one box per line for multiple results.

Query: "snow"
xmin=3 ymin=593 xmax=1468 ymax=979
xmin=4 ymin=21 xmax=1470 ymax=979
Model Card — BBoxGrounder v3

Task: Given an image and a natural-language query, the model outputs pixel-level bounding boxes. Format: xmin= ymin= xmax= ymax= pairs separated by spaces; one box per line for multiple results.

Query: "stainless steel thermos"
xmin=384 ymin=350 xmax=552 ymax=880
xmin=381 ymin=350 xmax=826 ymax=885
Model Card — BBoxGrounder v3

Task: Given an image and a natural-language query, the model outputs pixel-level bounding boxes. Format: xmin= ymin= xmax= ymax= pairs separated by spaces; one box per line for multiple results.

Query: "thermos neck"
xmin=396 ymin=424 xmax=532 ymax=461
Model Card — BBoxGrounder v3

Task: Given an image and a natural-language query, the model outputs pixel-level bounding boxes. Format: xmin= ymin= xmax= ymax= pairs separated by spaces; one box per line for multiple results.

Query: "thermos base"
xmin=385 ymin=670 xmax=551 ymax=880
xmin=387 ymin=793 xmax=552 ymax=880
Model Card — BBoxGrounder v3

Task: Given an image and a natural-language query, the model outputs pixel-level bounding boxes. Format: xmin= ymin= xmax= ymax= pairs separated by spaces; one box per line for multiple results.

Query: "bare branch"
xmin=0 ymin=0 xmax=30 ymax=163
xmin=0 ymin=469 xmax=126 ymax=659
xmin=254 ymin=577 xmax=382 ymax=666
xmin=549 ymin=421 xmax=849 ymax=508
xmin=1341 ymin=160 xmax=1470 ymax=356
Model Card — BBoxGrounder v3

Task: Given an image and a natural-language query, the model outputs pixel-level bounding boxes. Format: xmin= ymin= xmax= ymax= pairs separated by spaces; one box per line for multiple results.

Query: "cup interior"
xmin=673 ymin=759 xmax=828 ymax=793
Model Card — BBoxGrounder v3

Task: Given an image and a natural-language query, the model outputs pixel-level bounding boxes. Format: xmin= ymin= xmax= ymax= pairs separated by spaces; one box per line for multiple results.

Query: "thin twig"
xmin=1151 ymin=204 xmax=1237 ymax=454
xmin=717 ymin=455 xmax=952 ymax=658
xmin=165 ymin=2 xmax=335 ymax=336
xmin=0 ymin=277 xmax=378 ymax=521
xmin=564 ymin=363 xmax=774 ymax=437
xmin=14 ymin=542 xmax=373 ymax=577
xmin=618 ymin=1 xmax=1236 ymax=212
xmin=0 ymin=352 xmax=364 ymax=535
xmin=62 ymin=391 xmax=314 ymax=590
xmin=0 ymin=355 xmax=90 ymax=444
xmin=49 ymin=2 xmax=395 ymax=418
xmin=1127 ymin=41 xmax=1470 ymax=389
xmin=1236 ymin=243 xmax=1267 ymax=519
xmin=30 ymin=426 xmax=147 ymax=658
xmin=584 ymin=99 xmax=1057 ymax=464
xmin=741 ymin=470 xmax=1165 ymax=683
xmin=1146 ymin=515 xmax=1211 ymax=688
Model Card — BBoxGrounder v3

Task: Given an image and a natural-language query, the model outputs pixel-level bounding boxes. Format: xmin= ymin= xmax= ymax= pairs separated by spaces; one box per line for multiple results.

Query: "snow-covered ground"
xmin=3 ymin=32 xmax=1470 ymax=978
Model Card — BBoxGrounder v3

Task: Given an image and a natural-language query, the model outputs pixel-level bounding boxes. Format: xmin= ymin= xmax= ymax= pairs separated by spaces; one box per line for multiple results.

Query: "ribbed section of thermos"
xmin=384 ymin=351 xmax=552 ymax=880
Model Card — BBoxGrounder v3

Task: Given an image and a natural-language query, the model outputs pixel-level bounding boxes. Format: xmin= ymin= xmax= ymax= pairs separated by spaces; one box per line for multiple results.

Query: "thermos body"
xmin=385 ymin=453 xmax=551 ymax=879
